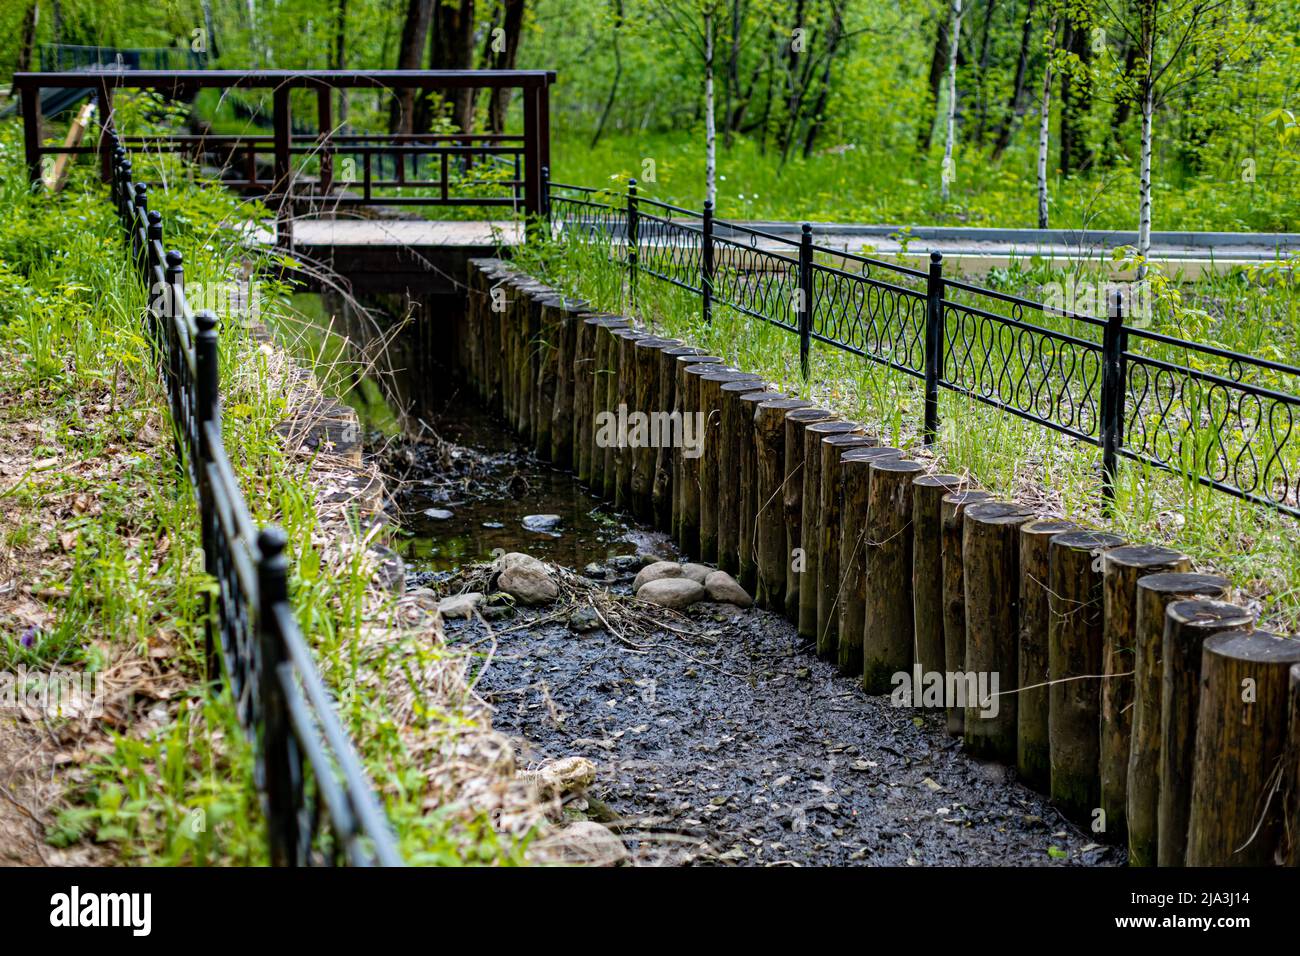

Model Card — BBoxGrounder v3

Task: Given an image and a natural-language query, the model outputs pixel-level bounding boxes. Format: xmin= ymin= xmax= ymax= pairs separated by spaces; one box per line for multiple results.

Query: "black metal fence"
xmin=108 ymin=130 xmax=403 ymax=866
xmin=547 ymin=177 xmax=1300 ymax=519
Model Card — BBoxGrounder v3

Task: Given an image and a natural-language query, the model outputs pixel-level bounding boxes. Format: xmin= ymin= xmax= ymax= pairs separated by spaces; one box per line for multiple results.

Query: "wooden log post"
xmin=648 ymin=341 xmax=687 ymax=530
xmin=836 ymin=447 xmax=902 ymax=676
xmin=737 ymin=390 xmax=788 ymax=593
xmin=1098 ymin=545 xmax=1191 ymax=845
xmin=753 ymin=398 xmax=811 ymax=610
xmin=1048 ymin=530 xmax=1126 ymax=825
xmin=962 ymin=501 xmax=1036 ymax=761
xmin=1286 ymin=664 xmax=1300 ymax=867
xmin=573 ymin=314 xmax=609 ymax=485
xmin=677 ymin=361 xmax=724 ymax=555
xmin=631 ymin=336 xmax=672 ymax=522
xmin=1017 ymin=519 xmax=1082 ymax=791
xmin=940 ymin=489 xmax=992 ymax=735
xmin=782 ymin=408 xmax=835 ymax=620
xmin=1126 ymin=572 xmax=1229 ymax=866
xmin=549 ymin=296 xmax=585 ymax=468
xmin=521 ymin=283 xmax=549 ymax=445
xmin=799 ymin=420 xmax=863 ymax=639
xmin=862 ymin=458 xmax=925 ymax=694
xmin=613 ymin=329 xmax=648 ymax=510
xmin=533 ymin=296 xmax=562 ymax=462
xmin=700 ymin=370 xmax=762 ymax=563
xmin=661 ymin=347 xmax=709 ymax=533
xmin=912 ymin=475 xmax=967 ymax=681
xmin=815 ymin=433 xmax=877 ymax=661
xmin=486 ymin=264 xmax=514 ymax=416
xmin=1158 ymin=598 xmax=1256 ymax=867
xmin=719 ymin=381 xmax=773 ymax=578
xmin=1186 ymin=629 xmax=1300 ymax=866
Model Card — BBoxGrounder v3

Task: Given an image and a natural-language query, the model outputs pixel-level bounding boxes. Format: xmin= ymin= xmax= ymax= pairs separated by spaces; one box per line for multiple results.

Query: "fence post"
xmin=626 ymin=178 xmax=639 ymax=308
xmin=256 ymin=526 xmax=299 ymax=867
xmin=163 ymin=251 xmax=185 ymax=465
xmin=195 ymin=311 xmax=222 ymax=687
xmin=21 ymin=86 xmax=42 ymax=189
xmin=541 ymin=165 xmax=551 ymax=232
xmin=1101 ymin=286 xmax=1126 ymax=504
xmin=702 ymin=200 xmax=714 ymax=325
xmin=133 ymin=183 xmax=148 ymax=273
xmin=798 ymin=223 xmax=813 ymax=380
xmin=924 ymin=251 xmax=945 ymax=443
xmin=146 ymin=211 xmax=164 ymax=343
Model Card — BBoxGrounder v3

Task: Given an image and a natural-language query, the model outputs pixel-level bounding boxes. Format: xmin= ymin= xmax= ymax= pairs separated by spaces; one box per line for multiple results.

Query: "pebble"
xmin=522 ymin=514 xmax=562 ymax=531
xmin=423 ymin=508 xmax=454 ymax=520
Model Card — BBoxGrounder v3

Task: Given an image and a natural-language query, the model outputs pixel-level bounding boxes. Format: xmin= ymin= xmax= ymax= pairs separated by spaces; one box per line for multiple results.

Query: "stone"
xmin=583 ymin=562 xmax=608 ymax=579
xmin=436 ymin=592 xmax=483 ymax=620
xmin=636 ymin=577 xmax=706 ymax=609
xmin=569 ymin=606 xmax=603 ymax=633
xmin=522 ymin=514 xmax=562 ymax=531
xmin=494 ymin=551 xmax=549 ymax=575
xmin=681 ymin=563 xmax=713 ymax=584
xmin=423 ymin=508 xmax=454 ymax=520
xmin=535 ymin=756 xmax=598 ymax=794
xmin=498 ymin=564 xmax=559 ymax=604
xmin=704 ymin=570 xmax=753 ymax=608
xmin=529 ymin=821 xmax=628 ymax=867
xmin=633 ymin=560 xmax=683 ymax=592
xmin=369 ymin=545 xmax=405 ymax=593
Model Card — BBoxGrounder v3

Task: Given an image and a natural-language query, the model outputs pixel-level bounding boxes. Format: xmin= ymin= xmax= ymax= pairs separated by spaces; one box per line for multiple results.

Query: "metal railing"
xmin=547 ymin=177 xmax=1300 ymax=518
xmin=108 ymin=129 xmax=403 ymax=866
xmin=15 ymin=70 xmax=554 ymax=235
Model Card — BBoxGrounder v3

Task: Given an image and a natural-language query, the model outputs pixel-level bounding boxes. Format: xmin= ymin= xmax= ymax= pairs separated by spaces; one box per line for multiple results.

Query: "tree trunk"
xmin=1126 ymin=572 xmax=1229 ymax=866
xmin=1017 ymin=518 xmax=1080 ymax=791
xmin=1137 ymin=83 xmax=1154 ymax=277
xmin=917 ymin=12 xmax=950 ymax=152
xmin=1285 ymin=664 xmax=1300 ymax=866
xmin=991 ymin=0 xmax=1037 ymax=158
xmin=1098 ymin=545 xmax=1191 ymax=845
xmin=912 ymin=474 xmax=966 ymax=683
xmin=753 ymin=398 xmax=809 ymax=608
xmin=489 ymin=0 xmax=526 ymax=133
xmin=390 ymin=0 xmax=433 ymax=133
xmin=816 ymin=434 xmax=877 ymax=660
xmin=1187 ymin=630 xmax=1300 ymax=866
xmin=971 ymin=0 xmax=998 ymax=143
xmin=862 ymin=458 xmax=925 ymax=694
xmin=16 ymin=2 xmax=40 ymax=77
xmin=704 ymin=9 xmax=717 ymax=207
xmin=1036 ymin=15 xmax=1057 ymax=229
xmin=940 ymin=0 xmax=964 ymax=202
xmin=1048 ymin=530 xmax=1126 ymax=825
xmin=334 ymin=0 xmax=349 ymax=127
xmin=1058 ymin=13 xmax=1093 ymax=176
xmin=940 ymin=489 xmax=991 ymax=734
xmin=591 ymin=0 xmax=624 ymax=146
xmin=962 ymin=501 xmax=1035 ymax=761
xmin=800 ymin=420 xmax=862 ymax=639
xmin=1158 ymin=599 xmax=1257 ymax=866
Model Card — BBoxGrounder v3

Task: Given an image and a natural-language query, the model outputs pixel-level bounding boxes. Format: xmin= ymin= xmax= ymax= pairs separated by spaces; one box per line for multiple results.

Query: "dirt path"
xmin=452 ymin=563 xmax=1120 ymax=868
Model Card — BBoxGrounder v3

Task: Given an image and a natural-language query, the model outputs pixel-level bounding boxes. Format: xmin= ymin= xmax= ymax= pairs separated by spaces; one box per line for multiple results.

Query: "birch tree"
xmin=652 ymin=0 xmax=724 ymax=205
xmin=940 ymin=0 xmax=964 ymax=202
xmin=1037 ymin=10 xmax=1058 ymax=228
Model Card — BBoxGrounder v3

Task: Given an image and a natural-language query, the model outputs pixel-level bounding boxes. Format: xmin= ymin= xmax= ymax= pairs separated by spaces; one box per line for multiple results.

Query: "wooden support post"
xmin=836 ymin=447 xmax=902 ymax=676
xmin=699 ymin=370 xmax=762 ymax=562
xmin=534 ymin=296 xmax=561 ymax=461
xmin=962 ymin=501 xmax=1036 ymax=761
xmin=613 ymin=329 xmax=648 ymax=509
xmin=647 ymin=343 xmax=687 ymax=527
xmin=816 ymin=433 xmax=877 ymax=660
xmin=862 ymin=458 xmax=925 ymax=694
xmin=783 ymin=408 xmax=835 ymax=621
xmin=1285 ymin=664 xmax=1300 ymax=867
xmin=590 ymin=321 xmax=623 ymax=495
xmin=799 ymin=421 xmax=863 ymax=639
xmin=1017 ymin=519 xmax=1082 ymax=790
xmin=582 ymin=317 xmax=628 ymax=490
xmin=549 ymin=297 xmax=584 ymax=468
xmin=940 ymin=490 xmax=991 ymax=735
xmin=1098 ymin=545 xmax=1190 ymax=845
xmin=1158 ymin=598 xmax=1256 ymax=866
xmin=912 ymin=475 xmax=967 ymax=681
xmin=719 ymin=381 xmax=772 ymax=577
xmin=737 ymin=390 xmax=788 ymax=593
xmin=753 ymin=398 xmax=811 ymax=610
xmin=1187 ymin=629 xmax=1300 ymax=866
xmin=1126 ymin=572 xmax=1228 ymax=866
xmin=1048 ymin=530 xmax=1126 ymax=824
xmin=677 ymin=361 xmax=724 ymax=553
xmin=630 ymin=336 xmax=672 ymax=521
xmin=572 ymin=315 xmax=600 ymax=483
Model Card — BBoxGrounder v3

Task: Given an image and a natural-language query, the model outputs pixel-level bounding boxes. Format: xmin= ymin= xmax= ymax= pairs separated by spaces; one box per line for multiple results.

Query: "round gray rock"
xmin=681 ymin=563 xmax=713 ymax=584
xmin=705 ymin=570 xmax=753 ymax=608
xmin=633 ymin=560 xmax=683 ymax=592
xmin=636 ymin=577 xmax=706 ymax=609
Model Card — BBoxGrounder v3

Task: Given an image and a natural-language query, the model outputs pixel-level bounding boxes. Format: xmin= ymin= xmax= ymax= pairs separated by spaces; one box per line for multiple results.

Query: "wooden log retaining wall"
xmin=460 ymin=259 xmax=1299 ymax=867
